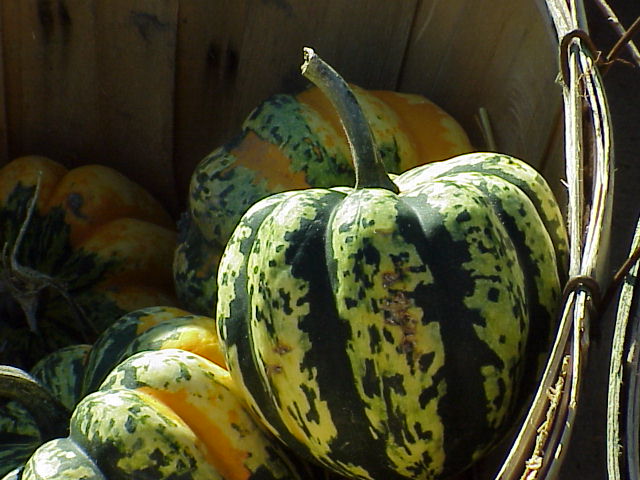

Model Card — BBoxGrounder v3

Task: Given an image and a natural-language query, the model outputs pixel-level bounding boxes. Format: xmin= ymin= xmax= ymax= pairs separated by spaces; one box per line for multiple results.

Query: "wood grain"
xmin=0 ymin=0 xmax=566 ymax=216
xmin=92 ymin=0 xmax=179 ymax=213
xmin=1 ymin=1 xmax=100 ymax=166
xmin=400 ymin=0 xmax=561 ymax=169
xmin=172 ymin=0 xmax=248 ymax=207
xmin=1 ymin=0 xmax=179 ymax=213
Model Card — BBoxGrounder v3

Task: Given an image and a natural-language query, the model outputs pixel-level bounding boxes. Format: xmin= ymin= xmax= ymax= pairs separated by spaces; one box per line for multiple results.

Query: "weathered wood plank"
xmin=1 ymin=0 xmax=179 ymax=214
xmin=1 ymin=0 xmax=100 ymax=166
xmin=172 ymin=0 xmax=248 ymax=207
xmin=230 ymin=0 xmax=418 ymax=116
xmin=92 ymin=0 xmax=179 ymax=214
xmin=400 ymin=0 xmax=560 ymax=168
xmin=0 ymin=0 xmax=564 ymax=216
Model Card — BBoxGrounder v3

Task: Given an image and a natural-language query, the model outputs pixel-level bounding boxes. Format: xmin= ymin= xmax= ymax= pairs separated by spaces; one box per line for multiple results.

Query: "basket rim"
xmin=494 ymin=0 xmax=614 ymax=479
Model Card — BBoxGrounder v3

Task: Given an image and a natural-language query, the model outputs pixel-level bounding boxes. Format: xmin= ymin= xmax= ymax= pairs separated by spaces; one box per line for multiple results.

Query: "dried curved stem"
xmin=300 ymin=47 xmax=398 ymax=193
xmin=0 ymin=175 xmax=94 ymax=339
xmin=605 ymin=15 xmax=640 ymax=65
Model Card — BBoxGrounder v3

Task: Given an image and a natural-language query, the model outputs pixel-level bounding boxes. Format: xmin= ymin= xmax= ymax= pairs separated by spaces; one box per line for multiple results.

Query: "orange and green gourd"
xmin=0 ymin=156 xmax=178 ymax=369
xmin=5 ymin=347 xmax=321 ymax=480
xmin=174 ymin=78 xmax=473 ymax=315
xmin=0 ymin=306 xmax=239 ymax=478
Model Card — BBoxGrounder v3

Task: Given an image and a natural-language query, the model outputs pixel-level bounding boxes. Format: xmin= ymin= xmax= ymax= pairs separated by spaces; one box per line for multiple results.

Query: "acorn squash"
xmin=0 ymin=364 xmax=70 ymax=477
xmin=13 ymin=349 xmax=320 ymax=480
xmin=0 ymin=155 xmax=178 ymax=369
xmin=0 ymin=306 xmax=224 ymax=476
xmin=80 ymin=305 xmax=225 ymax=395
xmin=216 ymin=49 xmax=568 ymax=479
xmin=174 ymin=81 xmax=473 ymax=315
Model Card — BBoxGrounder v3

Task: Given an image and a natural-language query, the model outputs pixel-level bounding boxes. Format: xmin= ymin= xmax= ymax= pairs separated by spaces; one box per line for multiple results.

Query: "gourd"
xmin=216 ymin=49 xmax=568 ymax=479
xmin=0 ymin=364 xmax=70 ymax=478
xmin=80 ymin=305 xmax=226 ymax=395
xmin=0 ymin=155 xmax=178 ymax=369
xmin=12 ymin=349 xmax=319 ymax=480
xmin=0 ymin=306 xmax=223 ymax=476
xmin=174 ymin=81 xmax=473 ymax=315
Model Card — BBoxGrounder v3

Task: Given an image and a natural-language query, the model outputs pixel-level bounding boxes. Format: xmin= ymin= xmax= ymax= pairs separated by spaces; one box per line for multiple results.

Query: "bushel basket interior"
xmin=0 ymin=1 xmax=612 ymax=479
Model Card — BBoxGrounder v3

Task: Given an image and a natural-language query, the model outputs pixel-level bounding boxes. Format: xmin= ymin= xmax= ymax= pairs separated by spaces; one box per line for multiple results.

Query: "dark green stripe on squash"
xmin=279 ymin=192 xmax=402 ymax=477
xmin=220 ymin=189 xmax=410 ymax=478
xmin=395 ymin=153 xmax=568 ymax=279
xmin=217 ymin=193 xmax=305 ymax=444
xmin=396 ymin=194 xmax=523 ymax=474
xmin=80 ymin=306 xmax=198 ymax=395
xmin=461 ymin=173 xmax=562 ymax=402
xmin=173 ymin=213 xmax=220 ymax=315
xmin=30 ymin=344 xmax=91 ymax=412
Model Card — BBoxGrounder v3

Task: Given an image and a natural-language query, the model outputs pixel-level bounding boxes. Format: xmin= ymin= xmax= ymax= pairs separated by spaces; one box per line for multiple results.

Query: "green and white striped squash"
xmin=79 ymin=305 xmax=226 ymax=395
xmin=0 ymin=363 xmax=71 ymax=478
xmin=216 ymin=49 xmax=568 ymax=480
xmin=29 ymin=344 xmax=92 ymax=413
xmin=16 ymin=348 xmax=319 ymax=480
xmin=0 ymin=306 xmax=225 ymax=476
xmin=174 ymin=80 xmax=473 ymax=315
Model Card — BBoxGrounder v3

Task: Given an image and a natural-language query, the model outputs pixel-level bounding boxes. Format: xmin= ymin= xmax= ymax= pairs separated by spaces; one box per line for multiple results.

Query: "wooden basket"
xmin=0 ymin=1 xmax=613 ymax=478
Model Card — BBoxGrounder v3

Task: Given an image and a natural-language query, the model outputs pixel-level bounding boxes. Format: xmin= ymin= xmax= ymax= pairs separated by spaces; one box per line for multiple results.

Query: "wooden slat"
xmin=92 ymin=1 xmax=179 ymax=214
xmin=231 ymin=0 xmax=418 ymax=119
xmin=1 ymin=0 xmax=179 ymax=214
xmin=172 ymin=0 xmax=248 ymax=208
xmin=0 ymin=0 xmax=566 ymax=214
xmin=400 ymin=0 xmax=561 ymax=168
xmin=1 ymin=1 xmax=98 ymax=166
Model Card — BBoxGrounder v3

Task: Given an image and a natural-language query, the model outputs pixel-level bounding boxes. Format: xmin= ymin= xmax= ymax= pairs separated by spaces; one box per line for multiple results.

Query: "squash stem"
xmin=300 ymin=47 xmax=398 ymax=192
xmin=0 ymin=366 xmax=70 ymax=440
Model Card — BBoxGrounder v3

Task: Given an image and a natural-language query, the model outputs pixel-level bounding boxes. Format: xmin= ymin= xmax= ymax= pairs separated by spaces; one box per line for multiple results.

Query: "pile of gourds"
xmin=0 ymin=155 xmax=178 ymax=369
xmin=0 ymin=49 xmax=568 ymax=480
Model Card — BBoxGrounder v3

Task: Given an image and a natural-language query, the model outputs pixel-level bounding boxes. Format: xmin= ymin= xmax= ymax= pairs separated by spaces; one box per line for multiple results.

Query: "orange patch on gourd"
xmin=228 ymin=131 xmax=310 ymax=191
xmin=132 ymin=307 xmax=191 ymax=335
xmin=0 ymin=155 xmax=67 ymax=210
xmin=154 ymin=321 xmax=227 ymax=369
xmin=371 ymin=90 xmax=473 ymax=169
xmin=45 ymin=165 xmax=174 ymax=245
xmin=77 ymin=217 xmax=176 ymax=289
xmin=139 ymin=386 xmax=251 ymax=480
